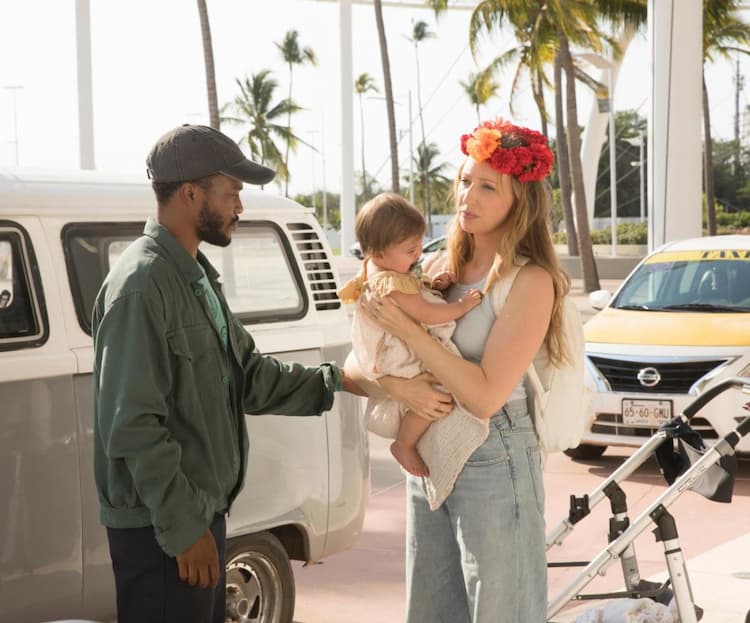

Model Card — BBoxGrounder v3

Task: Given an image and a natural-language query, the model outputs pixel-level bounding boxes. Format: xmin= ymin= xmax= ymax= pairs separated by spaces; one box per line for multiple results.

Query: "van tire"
xmin=564 ymin=444 xmax=607 ymax=460
xmin=225 ymin=530 xmax=294 ymax=623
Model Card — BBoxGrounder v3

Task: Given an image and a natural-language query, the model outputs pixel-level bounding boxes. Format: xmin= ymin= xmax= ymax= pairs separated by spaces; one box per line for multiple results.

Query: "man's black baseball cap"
xmin=146 ymin=124 xmax=275 ymax=185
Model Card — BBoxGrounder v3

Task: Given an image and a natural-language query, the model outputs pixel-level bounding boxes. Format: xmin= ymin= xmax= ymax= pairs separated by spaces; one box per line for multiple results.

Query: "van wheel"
xmin=225 ymin=531 xmax=294 ymax=623
xmin=564 ymin=444 xmax=607 ymax=460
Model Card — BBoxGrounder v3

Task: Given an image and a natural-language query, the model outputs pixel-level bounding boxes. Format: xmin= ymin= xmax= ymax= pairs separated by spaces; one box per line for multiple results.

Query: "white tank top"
xmin=446 ymin=277 xmax=527 ymax=404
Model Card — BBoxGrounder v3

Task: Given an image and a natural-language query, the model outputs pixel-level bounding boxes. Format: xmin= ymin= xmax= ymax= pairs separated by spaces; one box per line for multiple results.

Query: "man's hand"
xmin=431 ymin=271 xmax=456 ymax=292
xmin=176 ymin=528 xmax=220 ymax=588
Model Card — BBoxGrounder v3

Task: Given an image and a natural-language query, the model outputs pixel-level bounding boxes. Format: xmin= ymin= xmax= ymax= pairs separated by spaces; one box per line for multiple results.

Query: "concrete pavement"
xmin=292 ymin=435 xmax=750 ymax=623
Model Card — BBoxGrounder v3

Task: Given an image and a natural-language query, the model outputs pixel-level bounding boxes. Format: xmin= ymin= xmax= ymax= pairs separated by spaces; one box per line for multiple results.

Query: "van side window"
xmin=200 ymin=222 xmax=307 ymax=321
xmin=63 ymin=222 xmax=144 ymax=335
xmin=0 ymin=224 xmax=48 ymax=350
xmin=63 ymin=221 xmax=307 ymax=335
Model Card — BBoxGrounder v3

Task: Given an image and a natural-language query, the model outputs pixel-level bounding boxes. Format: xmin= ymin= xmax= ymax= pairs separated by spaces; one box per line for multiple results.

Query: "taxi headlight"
xmin=738 ymin=362 xmax=750 ymax=380
xmin=689 ymin=357 xmax=739 ymax=395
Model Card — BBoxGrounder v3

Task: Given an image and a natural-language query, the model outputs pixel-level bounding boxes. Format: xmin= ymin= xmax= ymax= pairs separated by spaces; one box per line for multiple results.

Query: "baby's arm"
xmin=388 ymin=289 xmax=482 ymax=325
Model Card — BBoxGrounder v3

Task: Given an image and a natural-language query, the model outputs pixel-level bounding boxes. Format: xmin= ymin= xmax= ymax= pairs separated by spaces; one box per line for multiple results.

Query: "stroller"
xmin=546 ymin=376 xmax=750 ymax=623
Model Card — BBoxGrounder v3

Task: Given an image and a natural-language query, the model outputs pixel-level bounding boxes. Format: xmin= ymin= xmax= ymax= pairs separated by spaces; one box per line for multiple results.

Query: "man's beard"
xmin=197 ymin=200 xmax=236 ymax=247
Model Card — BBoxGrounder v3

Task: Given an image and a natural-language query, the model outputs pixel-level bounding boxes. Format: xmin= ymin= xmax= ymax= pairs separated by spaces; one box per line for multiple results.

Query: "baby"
xmin=338 ymin=193 xmax=482 ymax=476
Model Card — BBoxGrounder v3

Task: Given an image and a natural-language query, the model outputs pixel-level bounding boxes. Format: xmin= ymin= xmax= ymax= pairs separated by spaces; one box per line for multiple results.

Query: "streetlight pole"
xmin=607 ymin=68 xmax=618 ymax=257
xmin=625 ymin=132 xmax=647 ymax=224
xmin=3 ymin=86 xmax=22 ymax=166
xmin=408 ymin=90 xmax=414 ymax=206
xmin=638 ymin=131 xmax=645 ymax=223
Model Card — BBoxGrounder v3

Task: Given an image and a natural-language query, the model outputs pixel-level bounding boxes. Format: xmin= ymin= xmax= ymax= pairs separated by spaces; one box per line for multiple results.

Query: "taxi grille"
xmin=287 ymin=223 xmax=341 ymax=311
xmin=588 ymin=357 xmax=729 ymax=393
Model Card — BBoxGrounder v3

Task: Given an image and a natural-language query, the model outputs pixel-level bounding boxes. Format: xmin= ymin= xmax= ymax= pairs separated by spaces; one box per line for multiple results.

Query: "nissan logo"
xmin=637 ymin=367 xmax=661 ymax=387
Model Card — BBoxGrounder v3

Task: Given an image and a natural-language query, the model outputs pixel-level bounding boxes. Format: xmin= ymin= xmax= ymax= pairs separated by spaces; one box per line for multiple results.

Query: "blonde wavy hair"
xmin=445 ymin=160 xmax=571 ymax=366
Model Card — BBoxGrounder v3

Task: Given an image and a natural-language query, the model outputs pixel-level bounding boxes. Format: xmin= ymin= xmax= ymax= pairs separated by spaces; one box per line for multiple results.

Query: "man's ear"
xmin=181 ymin=182 xmax=196 ymax=202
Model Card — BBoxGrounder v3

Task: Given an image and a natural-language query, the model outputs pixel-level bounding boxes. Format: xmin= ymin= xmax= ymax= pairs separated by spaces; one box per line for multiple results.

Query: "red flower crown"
xmin=460 ymin=119 xmax=554 ymax=182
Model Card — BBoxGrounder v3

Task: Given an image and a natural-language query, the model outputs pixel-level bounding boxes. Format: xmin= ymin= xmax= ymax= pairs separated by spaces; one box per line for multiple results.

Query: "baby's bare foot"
xmin=391 ymin=441 xmax=429 ymax=477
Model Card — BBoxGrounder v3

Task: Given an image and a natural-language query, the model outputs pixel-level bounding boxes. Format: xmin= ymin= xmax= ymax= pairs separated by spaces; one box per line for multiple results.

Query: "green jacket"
xmin=92 ymin=218 xmax=340 ymax=557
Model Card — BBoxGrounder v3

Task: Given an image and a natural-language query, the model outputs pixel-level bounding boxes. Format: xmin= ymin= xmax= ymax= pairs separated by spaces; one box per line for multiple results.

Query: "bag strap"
xmin=487 ymin=255 xmax=531 ymax=311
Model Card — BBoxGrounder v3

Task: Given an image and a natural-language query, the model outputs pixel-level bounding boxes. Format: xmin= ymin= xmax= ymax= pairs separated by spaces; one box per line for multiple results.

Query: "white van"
xmin=0 ymin=169 xmax=368 ymax=623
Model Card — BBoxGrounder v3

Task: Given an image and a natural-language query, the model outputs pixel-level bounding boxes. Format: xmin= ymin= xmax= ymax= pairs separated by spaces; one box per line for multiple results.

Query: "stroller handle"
xmin=682 ymin=376 xmax=750 ymax=419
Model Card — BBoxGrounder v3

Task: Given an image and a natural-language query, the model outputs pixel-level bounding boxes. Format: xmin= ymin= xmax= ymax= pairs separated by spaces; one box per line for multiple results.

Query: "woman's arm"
xmin=371 ymin=265 xmax=554 ymax=419
xmin=343 ymin=351 xmax=454 ymax=420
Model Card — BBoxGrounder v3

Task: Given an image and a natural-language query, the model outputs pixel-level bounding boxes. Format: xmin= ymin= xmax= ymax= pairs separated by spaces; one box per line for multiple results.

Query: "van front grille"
xmin=588 ymin=356 xmax=729 ymax=393
xmin=287 ymin=223 xmax=341 ymax=311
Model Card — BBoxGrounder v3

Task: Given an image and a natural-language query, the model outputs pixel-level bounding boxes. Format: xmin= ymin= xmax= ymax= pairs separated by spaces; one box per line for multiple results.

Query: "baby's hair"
xmin=355 ymin=192 xmax=425 ymax=255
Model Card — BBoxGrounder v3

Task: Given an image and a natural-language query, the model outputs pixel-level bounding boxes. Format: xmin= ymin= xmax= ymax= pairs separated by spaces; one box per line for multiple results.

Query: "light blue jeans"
xmin=405 ymin=399 xmax=547 ymax=623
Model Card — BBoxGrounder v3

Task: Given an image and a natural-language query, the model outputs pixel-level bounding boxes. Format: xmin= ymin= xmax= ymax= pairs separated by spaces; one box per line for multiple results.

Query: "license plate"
xmin=622 ymin=399 xmax=672 ymax=427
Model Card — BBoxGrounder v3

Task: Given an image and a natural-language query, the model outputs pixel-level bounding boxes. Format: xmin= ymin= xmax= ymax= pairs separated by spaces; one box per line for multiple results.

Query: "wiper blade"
xmin=656 ymin=303 xmax=743 ymax=313
xmin=614 ymin=304 xmax=651 ymax=311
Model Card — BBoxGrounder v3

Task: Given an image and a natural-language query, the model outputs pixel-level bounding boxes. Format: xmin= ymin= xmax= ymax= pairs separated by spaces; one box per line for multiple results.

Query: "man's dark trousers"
xmin=106 ymin=513 xmax=226 ymax=623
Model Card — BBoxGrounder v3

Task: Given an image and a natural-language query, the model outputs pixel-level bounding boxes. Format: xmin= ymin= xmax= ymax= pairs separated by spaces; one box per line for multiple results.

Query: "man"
xmin=92 ymin=124 xmax=360 ymax=623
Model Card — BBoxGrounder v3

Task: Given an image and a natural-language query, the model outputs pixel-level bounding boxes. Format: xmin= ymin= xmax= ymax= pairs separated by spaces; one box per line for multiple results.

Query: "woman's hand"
xmin=365 ymin=293 xmax=422 ymax=342
xmin=380 ymin=373 xmax=454 ymax=421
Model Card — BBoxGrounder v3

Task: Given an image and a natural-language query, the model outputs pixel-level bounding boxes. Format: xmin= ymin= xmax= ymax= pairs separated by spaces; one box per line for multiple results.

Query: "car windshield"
xmin=611 ymin=251 xmax=750 ymax=313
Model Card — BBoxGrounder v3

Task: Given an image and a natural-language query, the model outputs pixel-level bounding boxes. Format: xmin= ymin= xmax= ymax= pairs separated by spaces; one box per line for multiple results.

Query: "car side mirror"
xmin=589 ymin=290 xmax=612 ymax=310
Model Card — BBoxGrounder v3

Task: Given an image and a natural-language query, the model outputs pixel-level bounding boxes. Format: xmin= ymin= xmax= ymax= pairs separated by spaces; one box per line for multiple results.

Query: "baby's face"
xmin=372 ymin=234 xmax=424 ymax=274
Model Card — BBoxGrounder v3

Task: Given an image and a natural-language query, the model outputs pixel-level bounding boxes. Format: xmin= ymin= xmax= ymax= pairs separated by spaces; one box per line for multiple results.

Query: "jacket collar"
xmin=143 ymin=217 xmax=220 ymax=284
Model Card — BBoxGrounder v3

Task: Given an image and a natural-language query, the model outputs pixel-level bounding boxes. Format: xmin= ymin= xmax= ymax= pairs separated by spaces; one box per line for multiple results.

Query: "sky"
xmin=1 ymin=1 xmax=750 ymax=197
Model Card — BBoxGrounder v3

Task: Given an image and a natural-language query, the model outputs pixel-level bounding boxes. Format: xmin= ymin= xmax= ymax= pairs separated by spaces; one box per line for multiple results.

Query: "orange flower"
xmin=466 ymin=127 xmax=501 ymax=162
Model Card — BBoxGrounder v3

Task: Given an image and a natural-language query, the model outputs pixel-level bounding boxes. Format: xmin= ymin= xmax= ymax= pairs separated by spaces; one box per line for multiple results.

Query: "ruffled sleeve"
xmin=337 ymin=275 xmax=364 ymax=304
xmin=368 ymin=271 xmax=422 ymax=297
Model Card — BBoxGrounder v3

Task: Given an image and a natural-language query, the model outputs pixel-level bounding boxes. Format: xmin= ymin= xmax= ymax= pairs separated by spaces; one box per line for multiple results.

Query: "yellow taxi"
xmin=569 ymin=235 xmax=750 ymax=459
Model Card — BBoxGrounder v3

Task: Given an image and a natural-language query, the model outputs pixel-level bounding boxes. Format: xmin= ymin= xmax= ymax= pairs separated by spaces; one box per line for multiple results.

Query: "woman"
xmin=368 ymin=119 xmax=570 ymax=622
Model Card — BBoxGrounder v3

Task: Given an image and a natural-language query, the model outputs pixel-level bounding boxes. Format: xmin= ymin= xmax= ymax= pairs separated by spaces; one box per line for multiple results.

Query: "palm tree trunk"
xmin=359 ymin=93 xmax=368 ymax=202
xmin=196 ymin=0 xmax=219 ymax=129
xmin=475 ymin=104 xmax=480 ymax=125
xmin=415 ymin=44 xmax=432 ymax=236
xmin=554 ymin=51 xmax=578 ymax=256
xmin=560 ymin=33 xmax=599 ymax=292
xmin=703 ymin=73 xmax=717 ymax=236
xmin=284 ymin=64 xmax=293 ymax=197
xmin=533 ymin=70 xmax=548 ymax=138
xmin=373 ymin=0 xmax=400 ymax=193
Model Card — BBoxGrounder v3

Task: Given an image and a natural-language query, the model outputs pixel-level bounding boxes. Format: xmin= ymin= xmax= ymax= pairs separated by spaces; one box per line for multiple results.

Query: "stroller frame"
xmin=546 ymin=376 xmax=750 ymax=623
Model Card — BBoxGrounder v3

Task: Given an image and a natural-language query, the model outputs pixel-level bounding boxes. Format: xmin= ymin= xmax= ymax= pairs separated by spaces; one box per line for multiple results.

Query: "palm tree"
xmin=276 ymin=30 xmax=317 ymax=196
xmin=408 ymin=19 xmax=437 ymax=235
xmin=702 ymin=1 xmax=750 ymax=235
xmin=464 ymin=1 xmax=558 ymax=137
xmin=407 ymin=142 xmax=453 ymax=217
xmin=196 ymin=0 xmax=219 ymax=129
xmin=459 ymin=72 xmax=499 ymax=126
xmin=553 ymin=49 xmax=578 ymax=256
xmin=354 ymin=73 xmax=379 ymax=203
xmin=221 ymin=70 xmax=308 ymax=188
xmin=373 ymin=0 xmax=400 ymax=193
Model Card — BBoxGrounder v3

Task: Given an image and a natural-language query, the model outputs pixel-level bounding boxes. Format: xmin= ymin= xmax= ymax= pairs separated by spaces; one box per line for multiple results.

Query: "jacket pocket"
xmin=167 ymin=329 xmax=193 ymax=361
